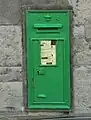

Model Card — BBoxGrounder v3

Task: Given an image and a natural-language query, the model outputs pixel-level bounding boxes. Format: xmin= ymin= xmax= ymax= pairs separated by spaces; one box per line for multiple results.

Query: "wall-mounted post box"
xmin=26 ymin=10 xmax=71 ymax=110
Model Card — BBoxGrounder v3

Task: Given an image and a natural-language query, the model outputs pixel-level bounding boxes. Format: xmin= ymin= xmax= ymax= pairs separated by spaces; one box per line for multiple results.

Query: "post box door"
xmin=28 ymin=38 xmax=70 ymax=109
xmin=33 ymin=39 xmax=63 ymax=105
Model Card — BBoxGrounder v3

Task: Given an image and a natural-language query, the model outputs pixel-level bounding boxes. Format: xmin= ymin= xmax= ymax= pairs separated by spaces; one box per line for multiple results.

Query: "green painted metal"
xmin=26 ymin=10 xmax=71 ymax=109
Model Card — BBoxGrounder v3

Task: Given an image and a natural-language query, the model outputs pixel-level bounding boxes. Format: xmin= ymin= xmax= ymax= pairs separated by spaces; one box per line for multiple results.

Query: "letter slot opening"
xmin=34 ymin=24 xmax=63 ymax=33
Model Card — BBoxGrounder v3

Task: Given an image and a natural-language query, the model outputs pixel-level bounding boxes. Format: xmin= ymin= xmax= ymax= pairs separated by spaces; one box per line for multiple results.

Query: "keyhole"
xmin=37 ymin=71 xmax=39 ymax=74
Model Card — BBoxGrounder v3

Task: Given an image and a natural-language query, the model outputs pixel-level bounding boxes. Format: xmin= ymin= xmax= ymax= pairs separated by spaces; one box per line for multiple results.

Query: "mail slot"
xmin=26 ymin=10 xmax=71 ymax=110
xmin=34 ymin=24 xmax=63 ymax=33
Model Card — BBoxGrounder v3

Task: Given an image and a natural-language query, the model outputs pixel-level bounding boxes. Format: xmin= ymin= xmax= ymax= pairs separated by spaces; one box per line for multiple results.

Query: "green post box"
xmin=26 ymin=10 xmax=71 ymax=109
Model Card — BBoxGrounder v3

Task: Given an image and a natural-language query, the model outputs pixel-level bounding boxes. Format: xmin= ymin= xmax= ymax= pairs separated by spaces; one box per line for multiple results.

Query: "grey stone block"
xmin=72 ymin=26 xmax=89 ymax=66
xmin=0 ymin=26 xmax=22 ymax=66
xmin=0 ymin=67 xmax=22 ymax=82
xmin=71 ymin=0 xmax=77 ymax=8
xmin=27 ymin=112 xmax=63 ymax=116
xmin=85 ymin=24 xmax=91 ymax=40
xmin=21 ymin=0 xmax=60 ymax=5
xmin=73 ymin=50 xmax=91 ymax=67
xmin=73 ymin=26 xmax=91 ymax=66
xmin=22 ymin=0 xmax=49 ymax=4
xmin=73 ymin=38 xmax=88 ymax=54
xmin=85 ymin=17 xmax=91 ymax=45
xmin=0 ymin=0 xmax=70 ymax=24
xmin=0 ymin=0 xmax=21 ymax=24
xmin=73 ymin=0 xmax=91 ymax=25
xmin=0 ymin=82 xmax=23 ymax=111
xmin=73 ymin=26 xmax=85 ymax=39
xmin=73 ymin=66 xmax=91 ymax=113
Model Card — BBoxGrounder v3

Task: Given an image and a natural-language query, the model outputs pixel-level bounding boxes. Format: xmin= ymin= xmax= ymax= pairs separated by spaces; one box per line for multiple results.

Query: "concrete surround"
xmin=0 ymin=0 xmax=91 ymax=119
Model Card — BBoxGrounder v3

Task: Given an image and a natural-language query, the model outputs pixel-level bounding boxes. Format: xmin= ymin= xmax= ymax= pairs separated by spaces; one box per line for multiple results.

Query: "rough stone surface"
xmin=84 ymin=20 xmax=91 ymax=49
xmin=73 ymin=38 xmax=88 ymax=53
xmin=0 ymin=25 xmax=22 ymax=66
xmin=67 ymin=0 xmax=91 ymax=114
xmin=0 ymin=82 xmax=23 ymax=111
xmin=0 ymin=67 xmax=22 ymax=82
xmin=0 ymin=0 xmax=21 ymax=24
xmin=73 ymin=26 xmax=84 ymax=39
xmin=72 ymin=25 xmax=89 ymax=67
xmin=73 ymin=66 xmax=91 ymax=113
xmin=73 ymin=0 xmax=91 ymax=25
xmin=85 ymin=20 xmax=91 ymax=40
xmin=22 ymin=0 xmax=53 ymax=5
xmin=73 ymin=50 xmax=91 ymax=67
xmin=0 ymin=0 xmax=69 ymax=24
xmin=70 ymin=0 xmax=77 ymax=8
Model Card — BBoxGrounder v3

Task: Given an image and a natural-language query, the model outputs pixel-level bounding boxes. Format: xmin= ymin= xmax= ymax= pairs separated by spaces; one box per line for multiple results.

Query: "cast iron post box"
xmin=26 ymin=10 xmax=71 ymax=109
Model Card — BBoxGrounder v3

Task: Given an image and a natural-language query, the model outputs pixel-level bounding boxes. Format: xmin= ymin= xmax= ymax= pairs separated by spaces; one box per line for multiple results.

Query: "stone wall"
xmin=0 ymin=0 xmax=91 ymax=119
xmin=71 ymin=0 xmax=91 ymax=114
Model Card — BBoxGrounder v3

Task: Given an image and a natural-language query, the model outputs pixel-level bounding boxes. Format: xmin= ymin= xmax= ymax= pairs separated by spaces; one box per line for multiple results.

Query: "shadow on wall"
xmin=0 ymin=0 xmax=69 ymax=25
